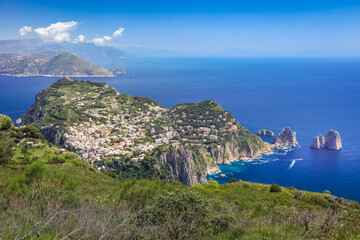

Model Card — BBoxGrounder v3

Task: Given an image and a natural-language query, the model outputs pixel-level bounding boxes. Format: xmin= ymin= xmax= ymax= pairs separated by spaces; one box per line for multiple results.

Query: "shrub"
xmin=24 ymin=162 xmax=48 ymax=184
xmin=0 ymin=144 xmax=13 ymax=165
xmin=307 ymin=194 xmax=330 ymax=208
xmin=49 ymin=156 xmax=66 ymax=164
xmin=270 ymin=184 xmax=281 ymax=192
xmin=211 ymin=215 xmax=235 ymax=233
xmin=137 ymin=190 xmax=212 ymax=239
xmin=106 ymin=171 xmax=117 ymax=179
xmin=0 ymin=115 xmax=13 ymax=130
xmin=288 ymin=186 xmax=297 ymax=190
xmin=229 ymin=178 xmax=237 ymax=183
xmin=192 ymin=184 xmax=206 ymax=190
xmin=21 ymin=126 xmax=43 ymax=139
xmin=67 ymin=145 xmax=77 ymax=152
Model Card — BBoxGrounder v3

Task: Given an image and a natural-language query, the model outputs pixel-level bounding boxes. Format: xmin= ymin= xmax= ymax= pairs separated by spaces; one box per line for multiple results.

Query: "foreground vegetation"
xmin=1 ymin=161 xmax=359 ymax=239
xmin=1 ymin=113 xmax=359 ymax=239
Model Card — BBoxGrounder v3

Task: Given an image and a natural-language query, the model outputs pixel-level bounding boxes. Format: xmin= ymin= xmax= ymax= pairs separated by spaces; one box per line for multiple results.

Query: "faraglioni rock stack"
xmin=310 ymin=134 xmax=325 ymax=149
xmin=257 ymin=129 xmax=274 ymax=136
xmin=325 ymin=130 xmax=342 ymax=150
xmin=272 ymin=127 xmax=298 ymax=147
xmin=311 ymin=130 xmax=342 ymax=150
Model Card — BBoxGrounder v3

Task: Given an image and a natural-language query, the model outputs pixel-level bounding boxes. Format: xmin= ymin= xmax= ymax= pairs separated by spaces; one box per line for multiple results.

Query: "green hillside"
xmin=1 ymin=115 xmax=360 ymax=239
xmin=19 ymin=78 xmax=272 ymax=186
xmin=40 ymin=53 xmax=114 ymax=76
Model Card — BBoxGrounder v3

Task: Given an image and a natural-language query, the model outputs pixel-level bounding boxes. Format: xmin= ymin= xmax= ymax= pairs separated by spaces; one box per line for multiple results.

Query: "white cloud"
xmin=74 ymin=34 xmax=86 ymax=43
xmin=19 ymin=26 xmax=32 ymax=36
xmin=92 ymin=36 xmax=113 ymax=45
xmin=34 ymin=21 xmax=78 ymax=42
xmin=92 ymin=37 xmax=109 ymax=45
xmin=20 ymin=22 xmax=125 ymax=45
xmin=113 ymin=27 xmax=124 ymax=37
xmin=92 ymin=27 xmax=124 ymax=45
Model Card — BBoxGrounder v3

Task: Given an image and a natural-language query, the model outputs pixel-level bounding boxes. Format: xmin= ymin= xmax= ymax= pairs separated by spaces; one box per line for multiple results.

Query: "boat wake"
xmin=288 ymin=158 xmax=303 ymax=169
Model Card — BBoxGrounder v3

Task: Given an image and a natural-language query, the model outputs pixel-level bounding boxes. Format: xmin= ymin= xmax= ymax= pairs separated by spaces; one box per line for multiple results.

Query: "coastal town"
xmin=19 ymin=78 xmax=247 ymax=167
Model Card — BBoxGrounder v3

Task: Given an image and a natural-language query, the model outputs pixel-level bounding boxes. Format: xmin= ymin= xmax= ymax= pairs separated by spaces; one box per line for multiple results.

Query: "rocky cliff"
xmin=159 ymin=144 xmax=207 ymax=185
xmin=257 ymin=129 xmax=274 ymax=136
xmin=273 ymin=127 xmax=298 ymax=148
xmin=210 ymin=137 xmax=273 ymax=165
xmin=158 ymin=137 xmax=274 ymax=185
xmin=324 ymin=130 xmax=342 ymax=150
xmin=310 ymin=130 xmax=342 ymax=150
xmin=310 ymin=134 xmax=325 ymax=149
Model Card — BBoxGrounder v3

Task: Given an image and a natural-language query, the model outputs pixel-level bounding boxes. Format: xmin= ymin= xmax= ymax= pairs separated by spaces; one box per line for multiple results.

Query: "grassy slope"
xmin=1 ymin=160 xmax=359 ymax=239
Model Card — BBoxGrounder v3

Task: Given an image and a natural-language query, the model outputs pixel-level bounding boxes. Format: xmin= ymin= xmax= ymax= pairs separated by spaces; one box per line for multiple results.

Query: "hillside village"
xmin=20 ymin=78 xmax=243 ymax=166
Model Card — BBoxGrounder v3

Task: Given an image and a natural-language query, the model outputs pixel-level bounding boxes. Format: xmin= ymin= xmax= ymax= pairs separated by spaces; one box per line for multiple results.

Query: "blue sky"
xmin=0 ymin=0 xmax=359 ymax=56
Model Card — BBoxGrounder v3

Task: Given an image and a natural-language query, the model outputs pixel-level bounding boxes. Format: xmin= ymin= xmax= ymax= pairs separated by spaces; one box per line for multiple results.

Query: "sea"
xmin=1 ymin=57 xmax=360 ymax=201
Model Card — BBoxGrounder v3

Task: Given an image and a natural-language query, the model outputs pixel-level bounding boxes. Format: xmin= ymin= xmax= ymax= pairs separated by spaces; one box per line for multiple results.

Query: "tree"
xmin=229 ymin=178 xmax=237 ymax=183
xmin=270 ymin=183 xmax=282 ymax=192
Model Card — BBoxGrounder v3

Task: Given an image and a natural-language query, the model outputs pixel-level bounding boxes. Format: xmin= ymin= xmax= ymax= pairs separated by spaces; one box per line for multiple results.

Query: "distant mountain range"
xmin=0 ymin=39 xmax=127 ymax=67
xmin=0 ymin=52 xmax=125 ymax=77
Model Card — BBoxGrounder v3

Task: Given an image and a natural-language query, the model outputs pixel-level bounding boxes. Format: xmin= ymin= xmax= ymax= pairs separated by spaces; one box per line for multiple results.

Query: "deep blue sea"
xmin=1 ymin=57 xmax=360 ymax=201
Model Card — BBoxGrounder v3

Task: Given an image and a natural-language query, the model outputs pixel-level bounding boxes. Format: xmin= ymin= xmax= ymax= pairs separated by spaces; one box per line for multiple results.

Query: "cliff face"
xmin=310 ymin=134 xmax=325 ymax=149
xmin=210 ymin=138 xmax=273 ymax=165
xmin=310 ymin=130 xmax=341 ymax=150
xmin=273 ymin=127 xmax=298 ymax=148
xmin=17 ymin=91 xmax=46 ymax=126
xmin=40 ymin=128 xmax=66 ymax=146
xmin=158 ymin=136 xmax=274 ymax=186
xmin=159 ymin=144 xmax=207 ymax=185
xmin=324 ymin=130 xmax=342 ymax=150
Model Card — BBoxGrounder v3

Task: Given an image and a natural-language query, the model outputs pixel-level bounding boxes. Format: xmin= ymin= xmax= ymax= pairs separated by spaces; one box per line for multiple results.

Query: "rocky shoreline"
xmin=206 ymin=144 xmax=276 ymax=175
xmin=207 ymin=127 xmax=298 ymax=176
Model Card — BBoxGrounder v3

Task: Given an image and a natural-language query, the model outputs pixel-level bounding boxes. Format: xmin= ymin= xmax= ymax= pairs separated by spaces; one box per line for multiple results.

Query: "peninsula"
xmin=0 ymin=52 xmax=125 ymax=77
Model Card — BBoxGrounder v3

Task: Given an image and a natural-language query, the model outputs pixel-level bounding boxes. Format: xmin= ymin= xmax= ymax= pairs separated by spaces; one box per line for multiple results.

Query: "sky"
xmin=0 ymin=0 xmax=359 ymax=56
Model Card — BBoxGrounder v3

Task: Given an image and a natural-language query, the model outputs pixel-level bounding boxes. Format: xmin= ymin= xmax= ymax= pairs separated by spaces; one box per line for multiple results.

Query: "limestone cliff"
xmin=273 ymin=127 xmax=298 ymax=148
xmin=324 ymin=130 xmax=342 ymax=150
xmin=310 ymin=134 xmax=325 ymax=149
xmin=159 ymin=144 xmax=207 ymax=185
xmin=209 ymin=137 xmax=273 ymax=165
xmin=310 ymin=130 xmax=341 ymax=150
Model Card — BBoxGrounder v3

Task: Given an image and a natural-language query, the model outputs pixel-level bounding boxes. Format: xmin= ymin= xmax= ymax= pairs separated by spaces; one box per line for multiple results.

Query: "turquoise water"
xmin=1 ymin=57 xmax=360 ymax=201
